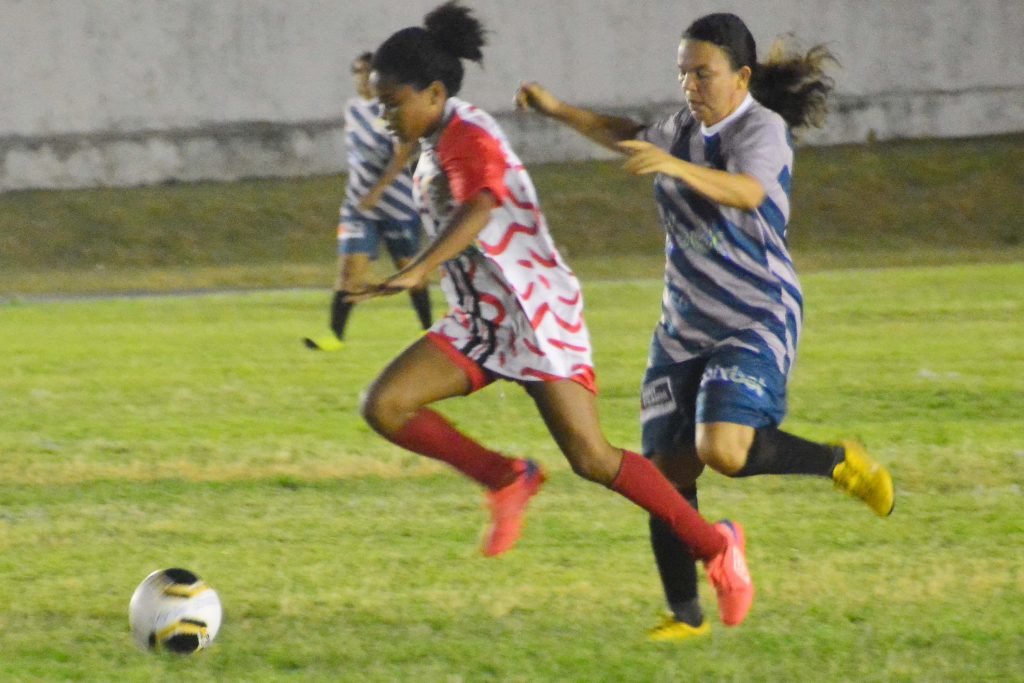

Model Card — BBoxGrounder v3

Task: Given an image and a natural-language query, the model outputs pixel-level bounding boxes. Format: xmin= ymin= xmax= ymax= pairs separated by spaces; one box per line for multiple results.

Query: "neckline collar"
xmin=701 ymin=93 xmax=754 ymax=137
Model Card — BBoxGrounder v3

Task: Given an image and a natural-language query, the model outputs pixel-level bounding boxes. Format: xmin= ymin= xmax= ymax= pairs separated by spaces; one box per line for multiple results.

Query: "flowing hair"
xmin=683 ymin=13 xmax=837 ymax=132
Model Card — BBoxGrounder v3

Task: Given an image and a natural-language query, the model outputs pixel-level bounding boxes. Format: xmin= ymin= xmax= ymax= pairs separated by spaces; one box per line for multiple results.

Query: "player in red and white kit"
xmin=353 ymin=1 xmax=754 ymax=628
xmin=415 ymin=98 xmax=595 ymax=392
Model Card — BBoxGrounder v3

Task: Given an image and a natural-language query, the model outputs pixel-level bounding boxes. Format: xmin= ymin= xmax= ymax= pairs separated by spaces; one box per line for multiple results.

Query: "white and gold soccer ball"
xmin=128 ymin=568 xmax=222 ymax=654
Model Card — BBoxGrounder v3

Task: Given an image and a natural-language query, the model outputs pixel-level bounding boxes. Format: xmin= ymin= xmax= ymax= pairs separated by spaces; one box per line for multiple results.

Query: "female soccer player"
xmin=354 ymin=1 xmax=753 ymax=627
xmin=303 ymin=51 xmax=432 ymax=352
xmin=517 ymin=12 xmax=895 ymax=640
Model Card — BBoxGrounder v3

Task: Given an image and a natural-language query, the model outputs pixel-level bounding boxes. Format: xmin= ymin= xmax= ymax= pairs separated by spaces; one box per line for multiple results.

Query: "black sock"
xmin=409 ymin=288 xmax=432 ymax=330
xmin=649 ymin=487 xmax=703 ymax=627
xmin=735 ymin=427 xmax=845 ymax=478
xmin=330 ymin=291 xmax=353 ymax=340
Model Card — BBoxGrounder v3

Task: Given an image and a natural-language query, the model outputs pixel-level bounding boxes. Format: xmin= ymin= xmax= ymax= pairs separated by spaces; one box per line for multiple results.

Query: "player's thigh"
xmin=694 ymin=344 xmax=786 ymax=470
xmin=641 ymin=358 xmax=706 ymax=486
xmin=362 ymin=336 xmax=474 ymax=433
xmin=695 ymin=345 xmax=786 ymax=429
xmin=524 ymin=379 xmax=620 ymax=482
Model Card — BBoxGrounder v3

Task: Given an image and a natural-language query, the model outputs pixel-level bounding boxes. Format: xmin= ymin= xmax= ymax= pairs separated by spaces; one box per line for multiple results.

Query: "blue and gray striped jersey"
xmin=341 ymin=97 xmax=417 ymax=222
xmin=639 ymin=94 xmax=802 ymax=375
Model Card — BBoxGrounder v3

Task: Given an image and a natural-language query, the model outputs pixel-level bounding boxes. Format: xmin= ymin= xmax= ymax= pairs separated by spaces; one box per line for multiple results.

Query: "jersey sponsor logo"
xmin=641 ymin=376 xmax=677 ymax=421
xmin=338 ymin=221 xmax=366 ymax=240
xmin=667 ymin=214 xmax=724 ymax=254
xmin=701 ymin=365 xmax=767 ymax=397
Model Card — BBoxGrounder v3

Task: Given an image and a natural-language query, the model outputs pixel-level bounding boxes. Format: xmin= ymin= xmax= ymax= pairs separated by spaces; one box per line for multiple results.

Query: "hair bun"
xmin=424 ymin=1 xmax=485 ymax=62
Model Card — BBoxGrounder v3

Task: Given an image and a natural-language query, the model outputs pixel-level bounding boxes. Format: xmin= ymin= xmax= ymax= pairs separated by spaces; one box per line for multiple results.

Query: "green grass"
xmin=2 ymin=135 xmax=1022 ymax=678
xmin=2 ymin=134 xmax=1023 ymax=295
xmin=2 ymin=263 xmax=1022 ymax=681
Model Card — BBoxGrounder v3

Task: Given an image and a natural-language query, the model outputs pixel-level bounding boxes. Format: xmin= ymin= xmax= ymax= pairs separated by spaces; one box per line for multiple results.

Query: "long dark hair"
xmin=683 ymin=13 xmax=836 ymax=131
xmin=371 ymin=1 xmax=486 ymax=96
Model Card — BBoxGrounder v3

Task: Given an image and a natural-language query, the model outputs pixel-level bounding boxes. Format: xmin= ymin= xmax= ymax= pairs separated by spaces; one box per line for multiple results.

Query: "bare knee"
xmin=360 ymin=381 xmax=416 ymax=436
xmin=358 ymin=386 xmax=388 ymax=435
xmin=564 ymin=442 xmax=622 ymax=486
xmin=696 ymin=426 xmax=753 ymax=476
xmin=525 ymin=380 xmax=623 ymax=485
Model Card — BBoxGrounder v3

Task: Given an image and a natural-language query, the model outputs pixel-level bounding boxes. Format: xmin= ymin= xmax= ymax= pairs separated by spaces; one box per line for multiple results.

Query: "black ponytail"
xmin=683 ymin=13 xmax=837 ymax=132
xmin=424 ymin=1 xmax=485 ymax=63
xmin=372 ymin=1 xmax=486 ymax=96
xmin=751 ymin=40 xmax=837 ymax=132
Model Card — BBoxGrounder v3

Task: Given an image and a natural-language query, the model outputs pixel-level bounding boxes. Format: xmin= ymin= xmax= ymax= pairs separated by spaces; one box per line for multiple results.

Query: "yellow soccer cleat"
xmin=647 ymin=613 xmax=711 ymax=642
xmin=832 ymin=441 xmax=895 ymax=517
xmin=303 ymin=334 xmax=344 ymax=352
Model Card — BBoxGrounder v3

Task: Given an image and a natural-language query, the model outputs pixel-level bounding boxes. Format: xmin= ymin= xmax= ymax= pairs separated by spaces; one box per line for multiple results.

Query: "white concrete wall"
xmin=2 ymin=0 xmax=1022 ymax=191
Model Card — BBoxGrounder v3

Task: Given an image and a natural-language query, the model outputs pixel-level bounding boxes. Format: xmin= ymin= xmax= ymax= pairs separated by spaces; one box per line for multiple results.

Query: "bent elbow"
xmin=737 ymin=175 xmax=766 ymax=211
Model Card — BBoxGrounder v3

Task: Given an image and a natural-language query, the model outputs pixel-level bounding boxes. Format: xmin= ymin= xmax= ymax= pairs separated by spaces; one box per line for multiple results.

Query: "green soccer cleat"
xmin=832 ymin=441 xmax=895 ymax=517
xmin=303 ymin=334 xmax=343 ymax=352
xmin=647 ymin=613 xmax=711 ymax=642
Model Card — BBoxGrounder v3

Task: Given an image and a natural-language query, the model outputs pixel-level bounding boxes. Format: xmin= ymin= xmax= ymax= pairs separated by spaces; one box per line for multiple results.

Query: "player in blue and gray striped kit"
xmin=304 ymin=52 xmax=431 ymax=351
xmin=518 ymin=12 xmax=895 ymax=639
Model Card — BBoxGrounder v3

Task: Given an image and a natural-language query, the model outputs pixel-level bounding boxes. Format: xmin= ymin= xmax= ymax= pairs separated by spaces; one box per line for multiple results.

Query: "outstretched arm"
xmin=515 ymin=81 xmax=644 ymax=152
xmin=516 ymin=83 xmax=766 ymax=211
xmin=347 ymin=192 xmax=497 ymax=301
xmin=397 ymin=191 xmax=496 ymax=282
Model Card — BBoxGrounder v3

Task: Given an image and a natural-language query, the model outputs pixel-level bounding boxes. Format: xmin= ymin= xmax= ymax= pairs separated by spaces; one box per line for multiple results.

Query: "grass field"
xmin=2 ymin=137 xmax=1023 ymax=679
xmin=2 ymin=262 xmax=1022 ymax=681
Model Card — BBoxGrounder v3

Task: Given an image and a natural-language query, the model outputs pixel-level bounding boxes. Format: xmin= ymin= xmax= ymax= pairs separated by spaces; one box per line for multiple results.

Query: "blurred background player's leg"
xmin=386 ymin=216 xmax=432 ymax=332
xmin=394 ymin=255 xmax=432 ymax=332
xmin=304 ymin=219 xmax=375 ymax=351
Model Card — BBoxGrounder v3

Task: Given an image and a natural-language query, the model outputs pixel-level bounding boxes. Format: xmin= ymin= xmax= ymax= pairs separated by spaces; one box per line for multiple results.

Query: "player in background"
xmin=353 ymin=1 xmax=753 ymax=628
xmin=304 ymin=52 xmax=432 ymax=352
xmin=517 ymin=12 xmax=894 ymax=641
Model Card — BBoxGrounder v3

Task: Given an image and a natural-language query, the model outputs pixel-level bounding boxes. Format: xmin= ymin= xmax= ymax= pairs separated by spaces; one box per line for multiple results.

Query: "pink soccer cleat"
xmin=703 ymin=520 xmax=754 ymax=626
xmin=481 ymin=459 xmax=545 ymax=557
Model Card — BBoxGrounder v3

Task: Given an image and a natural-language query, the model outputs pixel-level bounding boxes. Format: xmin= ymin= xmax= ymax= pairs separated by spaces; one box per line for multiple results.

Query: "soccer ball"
xmin=128 ymin=568 xmax=222 ymax=654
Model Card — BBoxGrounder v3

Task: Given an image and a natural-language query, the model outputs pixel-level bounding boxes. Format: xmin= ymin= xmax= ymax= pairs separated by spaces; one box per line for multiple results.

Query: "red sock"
xmin=388 ymin=409 xmax=519 ymax=491
xmin=611 ymin=451 xmax=726 ymax=561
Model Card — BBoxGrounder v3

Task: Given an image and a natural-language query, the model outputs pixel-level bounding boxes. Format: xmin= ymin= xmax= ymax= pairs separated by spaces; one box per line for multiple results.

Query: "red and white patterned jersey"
xmin=414 ymin=98 xmax=595 ymax=391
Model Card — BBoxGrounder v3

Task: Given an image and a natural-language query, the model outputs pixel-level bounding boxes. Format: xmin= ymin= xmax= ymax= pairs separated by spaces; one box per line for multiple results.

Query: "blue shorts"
xmin=337 ymin=215 xmax=421 ymax=261
xmin=640 ymin=343 xmax=788 ymax=458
